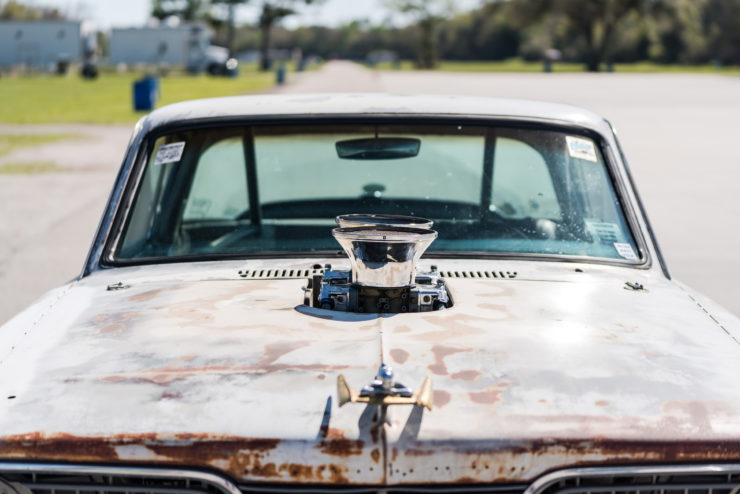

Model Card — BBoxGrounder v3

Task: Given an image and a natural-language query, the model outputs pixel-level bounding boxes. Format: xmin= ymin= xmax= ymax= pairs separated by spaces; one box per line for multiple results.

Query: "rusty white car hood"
xmin=1 ymin=259 xmax=740 ymax=485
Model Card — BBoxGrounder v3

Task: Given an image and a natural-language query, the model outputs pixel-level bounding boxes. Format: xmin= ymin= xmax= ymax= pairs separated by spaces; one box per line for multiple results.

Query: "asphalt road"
xmin=1 ymin=61 xmax=739 ymax=323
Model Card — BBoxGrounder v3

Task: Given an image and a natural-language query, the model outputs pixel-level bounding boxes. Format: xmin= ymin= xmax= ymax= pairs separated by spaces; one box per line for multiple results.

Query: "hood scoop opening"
xmin=305 ymin=214 xmax=451 ymax=313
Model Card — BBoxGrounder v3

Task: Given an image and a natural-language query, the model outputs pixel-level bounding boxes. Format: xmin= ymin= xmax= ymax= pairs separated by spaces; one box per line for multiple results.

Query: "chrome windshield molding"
xmin=607 ymin=118 xmax=670 ymax=280
xmin=0 ymin=462 xmax=243 ymax=494
xmin=525 ymin=464 xmax=740 ymax=494
xmin=81 ymin=115 xmax=150 ymax=277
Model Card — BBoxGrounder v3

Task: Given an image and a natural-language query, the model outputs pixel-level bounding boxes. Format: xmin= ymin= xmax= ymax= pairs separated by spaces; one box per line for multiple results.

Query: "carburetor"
xmin=306 ymin=214 xmax=451 ymax=314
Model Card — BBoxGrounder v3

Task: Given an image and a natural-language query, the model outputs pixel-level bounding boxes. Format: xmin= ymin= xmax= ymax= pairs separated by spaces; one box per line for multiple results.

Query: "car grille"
xmin=527 ymin=466 xmax=740 ymax=494
xmin=0 ymin=465 xmax=239 ymax=494
xmin=2 ymin=465 xmax=740 ymax=494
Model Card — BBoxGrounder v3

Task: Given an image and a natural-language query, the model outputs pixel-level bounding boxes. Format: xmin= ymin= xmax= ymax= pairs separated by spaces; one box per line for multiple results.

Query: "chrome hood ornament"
xmin=337 ymin=363 xmax=432 ymax=410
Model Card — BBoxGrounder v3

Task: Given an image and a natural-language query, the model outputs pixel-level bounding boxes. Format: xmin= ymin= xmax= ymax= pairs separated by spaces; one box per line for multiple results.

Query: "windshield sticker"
xmin=585 ymin=220 xmax=620 ymax=245
xmin=566 ymin=136 xmax=598 ymax=162
xmin=154 ymin=142 xmax=186 ymax=165
xmin=614 ymin=242 xmax=638 ymax=260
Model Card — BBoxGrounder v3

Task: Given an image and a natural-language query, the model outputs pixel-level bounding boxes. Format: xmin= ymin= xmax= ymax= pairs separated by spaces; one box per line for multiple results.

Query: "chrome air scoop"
xmin=332 ymin=226 xmax=437 ymax=288
xmin=306 ymin=215 xmax=450 ymax=313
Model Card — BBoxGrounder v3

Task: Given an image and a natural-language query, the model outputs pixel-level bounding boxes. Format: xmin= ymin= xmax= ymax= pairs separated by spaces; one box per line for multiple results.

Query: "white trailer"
xmin=109 ymin=23 xmax=211 ymax=69
xmin=0 ymin=20 xmax=85 ymax=68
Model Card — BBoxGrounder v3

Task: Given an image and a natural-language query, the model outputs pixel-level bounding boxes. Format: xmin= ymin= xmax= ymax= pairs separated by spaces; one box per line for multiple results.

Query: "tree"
xmin=151 ymin=0 xmax=206 ymax=21
xmin=389 ymin=0 xmax=453 ymax=69
xmin=507 ymin=0 xmax=667 ymax=71
xmin=211 ymin=0 xmax=249 ymax=57
xmin=258 ymin=1 xmax=316 ymax=71
xmin=702 ymin=0 xmax=740 ymax=65
xmin=0 ymin=0 xmax=64 ymax=20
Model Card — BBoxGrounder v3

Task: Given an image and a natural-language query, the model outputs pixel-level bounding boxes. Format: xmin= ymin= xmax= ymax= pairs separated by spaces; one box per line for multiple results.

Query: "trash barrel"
xmin=133 ymin=76 xmax=159 ymax=112
xmin=276 ymin=64 xmax=286 ymax=85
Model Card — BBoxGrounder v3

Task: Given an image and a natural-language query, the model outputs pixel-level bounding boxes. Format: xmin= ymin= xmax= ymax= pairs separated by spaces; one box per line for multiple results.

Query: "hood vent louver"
xmin=238 ymin=267 xmax=518 ymax=281
xmin=440 ymin=270 xmax=517 ymax=279
xmin=238 ymin=268 xmax=324 ymax=280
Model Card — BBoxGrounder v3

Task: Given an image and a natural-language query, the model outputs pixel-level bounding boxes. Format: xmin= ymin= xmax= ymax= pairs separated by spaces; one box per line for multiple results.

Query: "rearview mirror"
xmin=336 ymin=137 xmax=421 ymax=160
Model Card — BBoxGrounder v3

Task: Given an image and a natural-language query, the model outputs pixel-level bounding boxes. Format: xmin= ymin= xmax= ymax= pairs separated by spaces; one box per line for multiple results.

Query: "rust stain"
xmin=452 ymin=476 xmax=478 ymax=484
xmin=126 ymin=286 xmax=179 ymax=302
xmin=370 ymin=448 xmax=381 ymax=463
xmin=327 ymin=464 xmax=350 ymax=483
xmin=468 ymin=381 xmax=512 ymax=405
xmin=0 ymin=432 xmax=355 ymax=484
xmin=432 ymin=390 xmax=451 ymax=408
xmin=451 ymin=370 xmax=482 ymax=381
xmin=92 ymin=312 xmax=142 ymax=334
xmin=326 ymin=428 xmax=346 ymax=439
xmin=282 ymin=463 xmax=313 ymax=480
xmin=249 ymin=461 xmax=278 ymax=478
xmin=390 ymin=348 xmax=410 ymax=364
xmin=159 ymin=390 xmax=182 ymax=400
xmin=11 ymin=432 xmax=740 ymax=485
xmin=595 ymin=400 xmax=610 ymax=407
xmin=0 ymin=432 xmax=119 ymax=462
xmin=318 ymin=439 xmax=364 ymax=457
xmin=398 ymin=438 xmax=740 ymax=474
xmin=428 ymin=345 xmax=466 ymax=375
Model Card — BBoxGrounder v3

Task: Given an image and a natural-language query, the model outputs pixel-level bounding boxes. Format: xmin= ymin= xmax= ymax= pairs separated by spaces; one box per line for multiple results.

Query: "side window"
xmin=183 ymin=137 xmax=248 ymax=220
xmin=491 ymin=137 xmax=561 ymax=220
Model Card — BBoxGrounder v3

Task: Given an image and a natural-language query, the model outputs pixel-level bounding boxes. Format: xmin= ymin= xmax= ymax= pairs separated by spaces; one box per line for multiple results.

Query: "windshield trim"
xmin=100 ymin=115 xmax=651 ymax=271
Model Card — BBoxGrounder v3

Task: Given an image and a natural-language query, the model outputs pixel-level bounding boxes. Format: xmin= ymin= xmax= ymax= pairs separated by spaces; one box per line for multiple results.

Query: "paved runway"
xmin=1 ymin=61 xmax=738 ymax=323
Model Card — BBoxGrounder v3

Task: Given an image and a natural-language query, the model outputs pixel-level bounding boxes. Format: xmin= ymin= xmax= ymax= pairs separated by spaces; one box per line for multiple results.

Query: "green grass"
xmin=612 ymin=61 xmax=738 ymax=73
xmin=0 ymin=65 xmax=274 ymax=124
xmin=372 ymin=58 xmax=740 ymax=74
xmin=0 ymin=133 xmax=79 ymax=157
xmin=0 ymin=161 xmax=61 ymax=174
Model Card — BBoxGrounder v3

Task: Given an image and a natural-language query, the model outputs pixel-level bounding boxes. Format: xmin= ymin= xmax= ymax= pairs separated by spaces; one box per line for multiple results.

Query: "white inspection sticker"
xmin=614 ymin=242 xmax=638 ymax=260
xmin=566 ymin=136 xmax=598 ymax=162
xmin=154 ymin=142 xmax=186 ymax=165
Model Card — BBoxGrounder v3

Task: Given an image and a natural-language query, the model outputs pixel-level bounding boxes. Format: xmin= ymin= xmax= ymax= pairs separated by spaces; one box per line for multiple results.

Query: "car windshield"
xmin=113 ymin=123 xmax=640 ymax=263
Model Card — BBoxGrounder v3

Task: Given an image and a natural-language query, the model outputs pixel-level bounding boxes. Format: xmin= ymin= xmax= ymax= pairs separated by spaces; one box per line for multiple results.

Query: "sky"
xmin=27 ymin=0 xmax=482 ymax=30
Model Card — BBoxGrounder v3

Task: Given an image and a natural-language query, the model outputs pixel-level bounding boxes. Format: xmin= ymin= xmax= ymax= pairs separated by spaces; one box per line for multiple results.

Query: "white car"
xmin=2 ymin=94 xmax=740 ymax=494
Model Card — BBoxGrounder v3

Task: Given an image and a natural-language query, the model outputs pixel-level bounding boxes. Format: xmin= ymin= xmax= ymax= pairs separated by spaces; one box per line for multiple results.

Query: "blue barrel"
xmin=133 ymin=76 xmax=159 ymax=111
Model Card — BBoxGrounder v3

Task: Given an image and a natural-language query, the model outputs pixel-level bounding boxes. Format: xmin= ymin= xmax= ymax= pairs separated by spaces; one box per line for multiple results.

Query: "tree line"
xmin=4 ymin=0 xmax=740 ymax=71
xmin=218 ymin=0 xmax=740 ymax=72
xmin=263 ymin=0 xmax=740 ymax=72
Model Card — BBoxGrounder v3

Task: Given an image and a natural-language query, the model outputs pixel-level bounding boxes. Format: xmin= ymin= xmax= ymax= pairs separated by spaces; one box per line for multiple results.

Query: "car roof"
xmin=144 ymin=93 xmax=613 ymax=134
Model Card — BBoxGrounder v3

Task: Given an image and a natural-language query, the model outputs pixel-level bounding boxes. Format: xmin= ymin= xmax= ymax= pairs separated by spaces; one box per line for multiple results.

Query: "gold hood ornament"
xmin=337 ymin=363 xmax=432 ymax=410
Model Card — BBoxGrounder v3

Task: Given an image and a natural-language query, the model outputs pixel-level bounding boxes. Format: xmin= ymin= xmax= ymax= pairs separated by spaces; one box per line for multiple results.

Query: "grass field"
xmin=0 ymin=65 xmax=274 ymax=124
xmin=372 ymin=59 xmax=740 ymax=74
xmin=0 ymin=133 xmax=78 ymax=156
xmin=0 ymin=161 xmax=61 ymax=174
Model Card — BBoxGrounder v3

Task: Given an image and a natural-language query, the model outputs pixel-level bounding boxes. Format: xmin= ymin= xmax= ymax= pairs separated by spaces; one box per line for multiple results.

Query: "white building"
xmin=110 ymin=23 xmax=211 ymax=69
xmin=0 ymin=20 xmax=89 ymax=68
